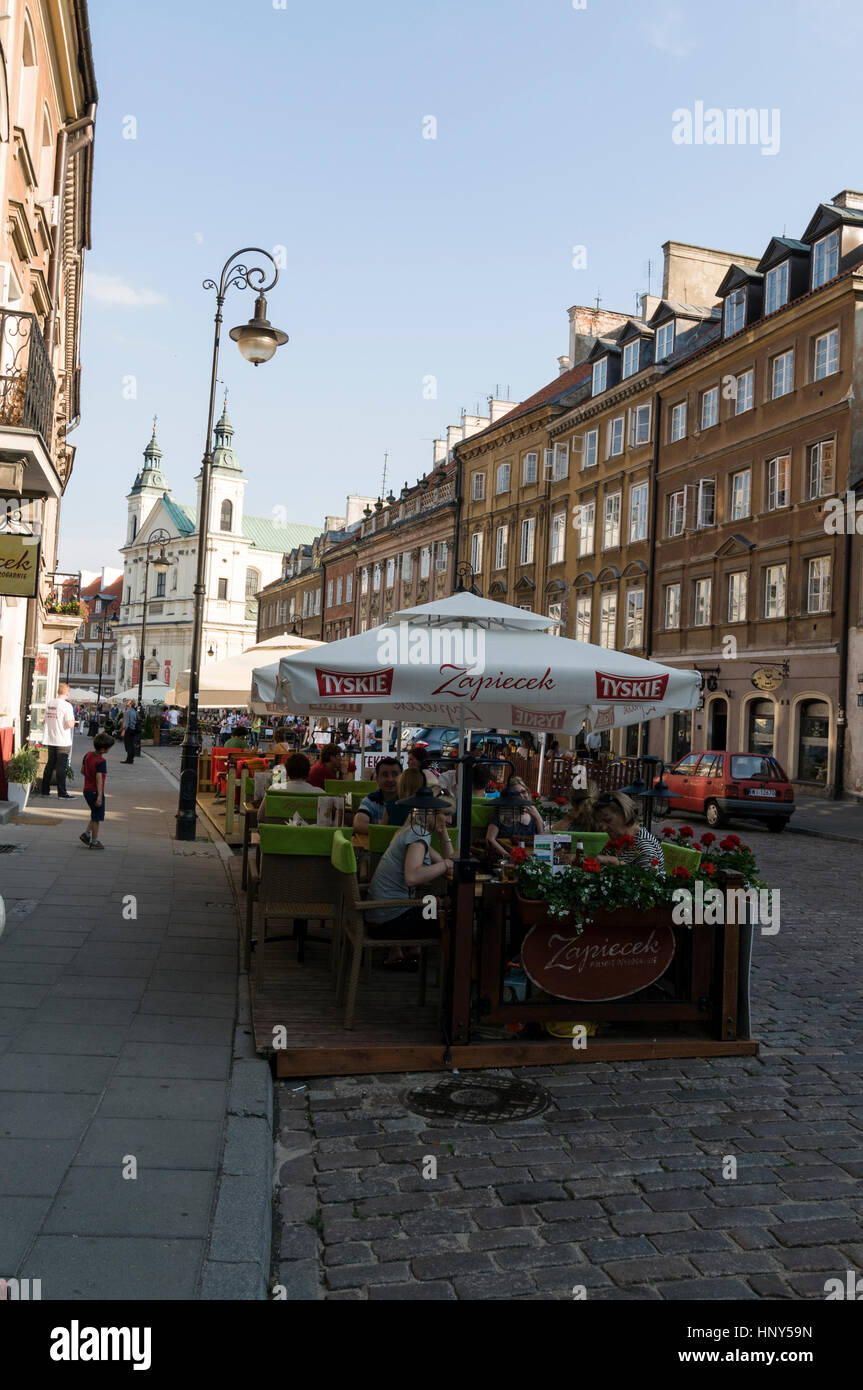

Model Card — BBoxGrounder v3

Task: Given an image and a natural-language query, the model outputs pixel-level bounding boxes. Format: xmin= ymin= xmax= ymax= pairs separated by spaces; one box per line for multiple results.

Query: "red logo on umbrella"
xmin=316 ymin=668 xmax=394 ymax=697
xmin=595 ymin=671 xmax=669 ymax=701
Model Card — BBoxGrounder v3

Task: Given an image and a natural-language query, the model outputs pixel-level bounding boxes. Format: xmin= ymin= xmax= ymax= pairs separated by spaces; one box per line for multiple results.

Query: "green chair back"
xmin=470 ymin=801 xmax=497 ymax=829
xmin=368 ymin=824 xmax=400 ymax=853
xmin=264 ymin=792 xmax=321 ymax=820
xmin=259 ymin=825 xmax=337 ymax=856
xmin=661 ymin=842 xmax=703 ymax=873
xmin=326 ymin=778 xmax=378 ymax=796
xmin=564 ymin=831 xmax=609 ymax=856
xmin=331 ymin=828 xmax=358 ymax=875
xmin=351 ymin=790 xmax=371 ymax=811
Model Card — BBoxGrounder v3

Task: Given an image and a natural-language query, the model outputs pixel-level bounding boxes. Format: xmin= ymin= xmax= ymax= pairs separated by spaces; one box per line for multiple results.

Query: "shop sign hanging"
xmin=0 ymin=534 xmax=40 ymax=597
xmin=521 ymin=918 xmax=676 ymax=1002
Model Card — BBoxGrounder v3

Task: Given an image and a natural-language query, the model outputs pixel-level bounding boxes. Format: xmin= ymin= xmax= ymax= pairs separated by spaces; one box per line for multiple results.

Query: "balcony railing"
xmin=0 ymin=309 xmax=56 ymax=454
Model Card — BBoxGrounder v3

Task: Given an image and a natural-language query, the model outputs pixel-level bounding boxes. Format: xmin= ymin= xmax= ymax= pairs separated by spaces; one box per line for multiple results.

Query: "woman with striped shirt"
xmin=593 ymin=791 xmax=665 ymax=870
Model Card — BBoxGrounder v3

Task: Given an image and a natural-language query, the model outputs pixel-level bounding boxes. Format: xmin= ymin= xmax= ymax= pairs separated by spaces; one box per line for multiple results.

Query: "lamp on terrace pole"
xmin=176 ymin=249 xmax=289 ymax=841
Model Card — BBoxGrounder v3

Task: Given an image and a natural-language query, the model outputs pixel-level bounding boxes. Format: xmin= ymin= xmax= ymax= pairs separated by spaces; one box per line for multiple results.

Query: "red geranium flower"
xmin=671 ymin=866 xmax=692 ymax=879
xmin=719 ymin=837 xmax=735 ymax=851
xmin=620 ymin=834 xmax=635 ymax=848
xmin=582 ymin=857 xmax=602 ymax=873
xmin=650 ymin=858 xmax=660 ymax=867
xmin=678 ymin=826 xmax=694 ymax=838
xmin=662 ymin=825 xmax=675 ymax=838
xmin=509 ymin=846 xmax=529 ymax=864
xmin=700 ymin=832 xmax=716 ymax=845
xmin=555 ymin=797 xmax=568 ymax=805
xmin=701 ymin=862 xmax=716 ymax=876
xmin=727 ymin=834 xmax=742 ymax=846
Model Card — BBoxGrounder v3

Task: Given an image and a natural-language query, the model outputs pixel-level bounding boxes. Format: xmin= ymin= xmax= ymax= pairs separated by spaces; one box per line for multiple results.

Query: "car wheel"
xmin=705 ymin=799 xmax=728 ymax=829
xmin=766 ymin=818 xmax=786 ymax=833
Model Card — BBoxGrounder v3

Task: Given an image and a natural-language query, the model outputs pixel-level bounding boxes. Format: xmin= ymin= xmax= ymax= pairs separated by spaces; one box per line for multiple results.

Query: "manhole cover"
xmin=404 ymin=1075 xmax=551 ymax=1124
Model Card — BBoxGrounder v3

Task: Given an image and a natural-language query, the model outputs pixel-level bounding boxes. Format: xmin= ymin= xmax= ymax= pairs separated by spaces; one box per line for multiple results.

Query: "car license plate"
xmin=746 ymin=788 xmax=777 ymax=797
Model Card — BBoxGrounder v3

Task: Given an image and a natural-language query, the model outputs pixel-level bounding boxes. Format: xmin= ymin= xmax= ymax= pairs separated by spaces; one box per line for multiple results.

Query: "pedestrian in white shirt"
xmin=39 ymin=683 xmax=76 ymax=798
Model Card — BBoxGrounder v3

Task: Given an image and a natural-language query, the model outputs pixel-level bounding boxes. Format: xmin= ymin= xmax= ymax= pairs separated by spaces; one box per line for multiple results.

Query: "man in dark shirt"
xmin=352 ymin=758 xmax=401 ymax=834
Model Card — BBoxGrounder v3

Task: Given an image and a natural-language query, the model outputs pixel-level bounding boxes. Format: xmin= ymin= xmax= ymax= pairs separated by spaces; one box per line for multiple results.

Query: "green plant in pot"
xmin=3 ymin=744 xmax=40 ymax=814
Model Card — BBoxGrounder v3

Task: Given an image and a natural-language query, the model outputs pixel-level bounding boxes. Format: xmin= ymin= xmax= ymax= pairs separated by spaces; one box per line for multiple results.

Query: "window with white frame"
xmin=731 ymin=468 xmax=751 ymax=520
xmin=668 ymin=490 xmax=686 ymax=536
xmin=664 ymin=583 xmax=681 ymax=630
xmin=335 ymin=576 xmax=343 ymax=606
xmin=655 ymin=320 xmax=674 ymax=361
xmin=813 ymin=328 xmax=839 ymax=380
xmin=629 ymin=402 xmax=651 ymax=446
xmin=807 ymin=556 xmax=831 ymax=613
xmin=599 ymin=592 xmax=617 ymax=649
xmin=315 ymin=589 xmax=321 ymax=615
xmin=435 ymin=542 xmax=447 ymax=573
xmin=470 ymin=531 xmax=483 ymax=574
xmin=608 ymin=416 xmax=624 ymax=457
xmin=402 ymin=551 xmax=413 ymax=581
xmin=575 ymin=501 xmax=595 ymax=557
xmin=522 ymin=451 xmax=538 ymax=485
xmin=345 ymin=573 xmax=353 ymax=602
xmin=549 ymin=511 xmax=566 ymax=565
xmin=629 ymin=482 xmax=648 ymax=542
xmin=583 ymin=429 xmax=598 ymax=469
xmin=603 ymin=492 xmax=621 ymax=550
xmin=764 ymin=564 xmax=786 ymax=618
xmin=808 ymin=439 xmax=835 ymax=498
xmin=494 ymin=525 xmax=508 ymax=570
xmin=764 ymin=261 xmax=789 ymax=315
xmin=735 ymin=369 xmax=754 ymax=414
xmin=727 ymin=571 xmax=747 ymax=623
xmin=372 ymin=563 xmax=381 ymax=591
xmin=495 ymin=462 xmax=511 ymax=494
xmin=302 ymin=589 xmax=309 ymax=617
xmin=386 ymin=557 xmax=396 ymax=585
xmin=723 ymin=287 xmax=746 ymax=337
xmin=543 ymin=447 xmax=553 ymax=478
xmin=547 ymin=602 xmax=562 ymax=638
xmin=767 ymin=454 xmax=790 ymax=510
xmin=701 ymin=386 xmax=719 ymax=429
xmin=553 ymin=443 xmax=569 ymax=480
xmin=326 ymin=579 xmax=333 ymax=607
xmin=575 ymin=594 xmax=591 ymax=643
xmin=694 ymin=577 xmax=712 ymax=626
xmin=812 ymin=229 xmax=840 ymax=289
xmin=420 ymin=547 xmax=431 ymax=578
xmin=360 ymin=567 xmax=368 ymax=594
xmin=624 ymin=589 xmax=644 ymax=648
xmin=472 ymin=471 xmax=486 ymax=501
xmin=771 ymin=349 xmax=794 ymax=398
xmin=592 ymin=357 xmax=608 ymax=395
xmin=697 ymin=478 xmax=716 ymax=529
xmin=622 ymin=340 xmax=640 ymax=379
xmin=520 ymin=517 xmax=535 ymax=565
xmin=670 ymin=401 xmax=686 ymax=442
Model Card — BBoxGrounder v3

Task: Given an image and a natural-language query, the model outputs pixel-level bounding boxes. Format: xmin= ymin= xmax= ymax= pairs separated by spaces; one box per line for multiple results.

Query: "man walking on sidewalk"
xmin=122 ymin=700 xmax=138 ymax=764
xmin=39 ymin=683 xmax=76 ymax=798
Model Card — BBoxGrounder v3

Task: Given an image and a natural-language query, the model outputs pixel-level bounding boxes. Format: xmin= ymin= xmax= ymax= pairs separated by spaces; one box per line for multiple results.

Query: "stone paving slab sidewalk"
xmin=0 ymin=747 xmax=271 ymax=1300
xmin=273 ymin=832 xmax=863 ymax=1300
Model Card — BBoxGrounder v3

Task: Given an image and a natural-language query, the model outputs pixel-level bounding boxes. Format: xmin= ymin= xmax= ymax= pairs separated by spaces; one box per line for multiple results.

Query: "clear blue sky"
xmin=59 ymin=0 xmax=863 ymax=572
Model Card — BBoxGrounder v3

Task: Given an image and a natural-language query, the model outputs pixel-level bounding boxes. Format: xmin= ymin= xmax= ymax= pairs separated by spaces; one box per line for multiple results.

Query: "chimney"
xmin=432 ymin=439 xmax=447 ymax=465
xmin=488 ymin=398 xmax=519 ymax=423
xmin=446 ymin=424 xmax=464 ymax=452
xmin=568 ymin=304 xmax=632 ymax=365
xmin=557 ymin=355 xmax=571 ymax=375
xmin=640 ymin=294 xmax=661 ymax=323
xmin=832 ymin=189 xmax=863 ymax=210
xmin=461 ymin=413 xmax=490 ymax=440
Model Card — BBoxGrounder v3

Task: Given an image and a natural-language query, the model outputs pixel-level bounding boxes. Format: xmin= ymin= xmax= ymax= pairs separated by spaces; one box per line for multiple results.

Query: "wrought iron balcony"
xmin=0 ymin=309 xmax=56 ymax=454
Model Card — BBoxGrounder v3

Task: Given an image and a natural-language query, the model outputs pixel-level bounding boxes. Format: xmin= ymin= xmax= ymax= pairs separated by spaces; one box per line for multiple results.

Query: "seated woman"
xmin=385 ymin=768 xmax=425 ymax=827
xmin=593 ymin=790 xmax=664 ymax=870
xmin=406 ymin=745 xmax=443 ymax=790
xmin=367 ymin=790 xmax=455 ymax=968
xmin=552 ymin=785 xmax=598 ymax=832
xmin=486 ymin=776 xmax=545 ymax=860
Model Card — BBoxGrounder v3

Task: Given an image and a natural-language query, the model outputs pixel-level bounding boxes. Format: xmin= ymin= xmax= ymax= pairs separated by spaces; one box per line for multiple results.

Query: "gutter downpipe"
xmin=643 ymin=384 xmax=663 ymax=757
xmin=833 ymin=480 xmax=857 ymax=799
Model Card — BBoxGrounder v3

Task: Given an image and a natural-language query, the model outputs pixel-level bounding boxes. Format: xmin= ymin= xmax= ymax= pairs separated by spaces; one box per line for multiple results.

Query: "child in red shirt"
xmin=81 ymin=732 xmax=114 ymax=849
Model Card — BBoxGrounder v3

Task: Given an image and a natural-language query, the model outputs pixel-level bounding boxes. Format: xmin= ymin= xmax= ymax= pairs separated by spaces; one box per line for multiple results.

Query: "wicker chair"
xmin=246 ymin=826 xmax=341 ymax=990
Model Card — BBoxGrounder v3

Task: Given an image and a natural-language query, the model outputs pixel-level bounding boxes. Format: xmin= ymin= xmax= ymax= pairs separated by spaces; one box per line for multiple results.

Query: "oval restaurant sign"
xmin=521 ymin=919 xmax=675 ymax=1002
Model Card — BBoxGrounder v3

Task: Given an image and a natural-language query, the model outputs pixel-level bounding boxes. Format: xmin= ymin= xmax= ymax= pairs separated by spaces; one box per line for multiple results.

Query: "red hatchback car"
xmin=662 ymin=751 xmax=795 ymax=832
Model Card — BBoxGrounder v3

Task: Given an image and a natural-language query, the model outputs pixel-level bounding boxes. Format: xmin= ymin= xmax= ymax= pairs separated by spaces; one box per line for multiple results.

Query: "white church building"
xmin=115 ymin=404 xmax=318 ymax=697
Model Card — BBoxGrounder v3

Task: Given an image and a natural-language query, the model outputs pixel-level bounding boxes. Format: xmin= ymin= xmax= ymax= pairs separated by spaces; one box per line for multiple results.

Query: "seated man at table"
xmin=353 ymin=757 xmax=402 ymax=835
xmin=224 ymin=729 xmax=250 ymax=750
xmin=385 ymin=768 xmax=425 ymax=827
xmin=279 ymin=752 xmax=323 ymax=795
xmin=308 ymin=742 xmax=344 ymax=789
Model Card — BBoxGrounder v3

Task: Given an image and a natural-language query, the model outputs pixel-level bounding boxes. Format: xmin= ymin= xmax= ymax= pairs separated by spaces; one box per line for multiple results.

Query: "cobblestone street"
xmin=273 ymin=829 xmax=863 ymax=1300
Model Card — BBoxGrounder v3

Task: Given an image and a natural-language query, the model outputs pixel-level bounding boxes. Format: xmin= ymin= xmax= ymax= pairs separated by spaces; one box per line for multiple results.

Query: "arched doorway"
xmin=747 ymin=699 xmax=775 ymax=757
xmin=797 ymin=700 xmax=830 ymax=784
xmin=670 ymin=710 xmax=692 ymax=762
xmin=708 ymin=698 xmax=728 ymax=751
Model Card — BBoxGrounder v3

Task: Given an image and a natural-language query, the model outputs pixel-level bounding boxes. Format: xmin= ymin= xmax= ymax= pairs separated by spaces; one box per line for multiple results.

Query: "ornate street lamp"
xmin=176 ymin=249 xmax=289 ymax=841
xmin=137 ymin=529 xmax=171 ymax=710
xmin=453 ymin=561 xmax=479 ymax=596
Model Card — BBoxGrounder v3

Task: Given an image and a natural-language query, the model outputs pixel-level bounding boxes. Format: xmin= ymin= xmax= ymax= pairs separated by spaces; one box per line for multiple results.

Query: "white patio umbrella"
xmin=65 ymin=687 xmax=100 ymax=703
xmin=173 ymin=634 xmax=323 ymax=709
xmin=254 ymin=592 xmax=701 ymax=848
xmin=113 ymin=682 xmax=170 ymax=705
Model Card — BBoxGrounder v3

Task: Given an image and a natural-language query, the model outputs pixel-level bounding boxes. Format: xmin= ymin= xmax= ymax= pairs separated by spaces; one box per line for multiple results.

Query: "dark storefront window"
xmin=747 ymin=699 xmax=775 ymax=758
xmin=798 ymin=700 xmax=830 ymax=783
xmin=671 ymin=711 xmax=692 ymax=762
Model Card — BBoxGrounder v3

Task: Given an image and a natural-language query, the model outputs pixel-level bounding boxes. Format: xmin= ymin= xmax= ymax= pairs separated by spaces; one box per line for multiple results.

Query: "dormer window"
xmin=592 ymin=357 xmax=608 ymax=395
xmin=723 ymin=287 xmax=746 ymax=337
xmin=812 ymin=229 xmax=839 ymax=289
xmin=764 ymin=261 xmax=789 ymax=315
xmin=655 ymin=321 xmax=674 ymax=361
xmin=621 ymin=340 xmax=639 ymax=379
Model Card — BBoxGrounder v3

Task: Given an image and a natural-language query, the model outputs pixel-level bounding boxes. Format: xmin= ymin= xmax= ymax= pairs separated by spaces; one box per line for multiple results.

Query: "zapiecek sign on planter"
xmin=521 ymin=919 xmax=676 ymax=1002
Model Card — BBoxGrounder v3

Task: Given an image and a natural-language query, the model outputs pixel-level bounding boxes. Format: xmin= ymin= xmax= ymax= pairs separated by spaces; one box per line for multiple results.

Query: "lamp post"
xmin=453 ymin=561 xmax=479 ymax=596
xmin=95 ymin=620 xmax=113 ymax=703
xmin=176 ymin=249 xmax=289 ymax=841
xmin=136 ymin=529 xmax=171 ymax=710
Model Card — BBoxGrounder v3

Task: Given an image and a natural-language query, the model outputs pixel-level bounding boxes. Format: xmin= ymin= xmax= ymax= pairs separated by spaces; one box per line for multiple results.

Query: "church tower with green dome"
xmin=195 ymin=396 xmax=247 ymax=538
xmin=126 ymin=423 xmax=170 ymax=545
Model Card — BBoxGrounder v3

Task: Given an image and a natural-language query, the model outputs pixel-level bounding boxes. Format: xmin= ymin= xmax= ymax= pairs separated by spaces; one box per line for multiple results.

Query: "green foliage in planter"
xmin=142 ymin=715 xmax=154 ymax=738
xmin=4 ymin=745 xmax=40 ymax=785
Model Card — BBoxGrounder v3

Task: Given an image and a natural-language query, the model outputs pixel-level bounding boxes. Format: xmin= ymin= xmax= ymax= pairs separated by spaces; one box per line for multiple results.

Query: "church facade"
xmin=115 ymin=405 xmax=318 ymax=696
